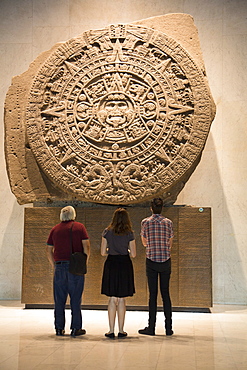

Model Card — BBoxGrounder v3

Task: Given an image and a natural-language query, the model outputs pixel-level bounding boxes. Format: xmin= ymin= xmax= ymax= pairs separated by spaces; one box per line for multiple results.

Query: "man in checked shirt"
xmin=139 ymin=198 xmax=174 ymax=336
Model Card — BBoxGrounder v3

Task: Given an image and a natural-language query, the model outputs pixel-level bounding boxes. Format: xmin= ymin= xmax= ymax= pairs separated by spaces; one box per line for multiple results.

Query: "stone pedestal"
xmin=22 ymin=206 xmax=212 ymax=309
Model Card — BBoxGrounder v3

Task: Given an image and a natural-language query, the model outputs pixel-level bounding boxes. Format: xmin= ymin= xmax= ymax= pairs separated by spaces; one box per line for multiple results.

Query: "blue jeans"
xmin=54 ymin=262 xmax=85 ymax=330
xmin=146 ymin=258 xmax=172 ymax=332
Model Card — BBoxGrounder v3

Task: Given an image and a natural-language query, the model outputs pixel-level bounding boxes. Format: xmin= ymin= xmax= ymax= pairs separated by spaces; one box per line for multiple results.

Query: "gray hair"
xmin=60 ymin=206 xmax=76 ymax=221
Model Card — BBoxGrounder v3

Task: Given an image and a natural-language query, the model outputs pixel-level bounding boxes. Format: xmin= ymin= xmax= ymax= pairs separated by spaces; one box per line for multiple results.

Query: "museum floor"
xmin=0 ymin=301 xmax=246 ymax=370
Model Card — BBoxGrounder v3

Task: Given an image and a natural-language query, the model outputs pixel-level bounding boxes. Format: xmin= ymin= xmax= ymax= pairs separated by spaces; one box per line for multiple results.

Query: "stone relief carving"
xmin=4 ymin=14 xmax=216 ymax=205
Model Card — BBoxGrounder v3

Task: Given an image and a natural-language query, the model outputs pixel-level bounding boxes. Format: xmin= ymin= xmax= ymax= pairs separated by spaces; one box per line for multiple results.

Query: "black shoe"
xmin=118 ymin=332 xmax=127 ymax=338
xmin=166 ymin=330 xmax=174 ymax=336
xmin=56 ymin=329 xmax=65 ymax=336
xmin=105 ymin=332 xmax=115 ymax=338
xmin=138 ymin=327 xmax=155 ymax=336
xmin=71 ymin=328 xmax=86 ymax=337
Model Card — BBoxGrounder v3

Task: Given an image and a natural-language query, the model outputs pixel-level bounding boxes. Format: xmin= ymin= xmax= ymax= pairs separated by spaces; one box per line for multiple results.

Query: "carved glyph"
xmin=4 ymin=15 xmax=216 ymax=205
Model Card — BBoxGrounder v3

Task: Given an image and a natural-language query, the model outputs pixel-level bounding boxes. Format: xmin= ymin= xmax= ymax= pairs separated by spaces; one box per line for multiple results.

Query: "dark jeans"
xmin=146 ymin=258 xmax=172 ymax=332
xmin=54 ymin=262 xmax=85 ymax=330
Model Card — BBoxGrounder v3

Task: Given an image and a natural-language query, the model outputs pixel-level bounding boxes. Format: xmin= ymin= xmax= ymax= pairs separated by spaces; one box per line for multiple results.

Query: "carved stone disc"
xmin=26 ymin=24 xmax=214 ymax=204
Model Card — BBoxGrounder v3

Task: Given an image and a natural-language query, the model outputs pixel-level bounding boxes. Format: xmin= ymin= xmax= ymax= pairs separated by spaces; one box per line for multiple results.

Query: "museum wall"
xmin=0 ymin=0 xmax=246 ymax=305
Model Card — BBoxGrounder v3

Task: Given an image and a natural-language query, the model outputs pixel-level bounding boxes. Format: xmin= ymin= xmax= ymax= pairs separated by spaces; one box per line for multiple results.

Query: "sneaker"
xmin=138 ymin=327 xmax=155 ymax=336
xmin=166 ymin=330 xmax=174 ymax=336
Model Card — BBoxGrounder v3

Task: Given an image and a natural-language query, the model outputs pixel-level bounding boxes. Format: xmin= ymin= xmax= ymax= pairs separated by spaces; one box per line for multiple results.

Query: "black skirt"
xmin=101 ymin=254 xmax=135 ymax=298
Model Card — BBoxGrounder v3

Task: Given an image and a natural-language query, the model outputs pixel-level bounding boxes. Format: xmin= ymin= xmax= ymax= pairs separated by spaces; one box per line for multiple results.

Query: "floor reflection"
xmin=0 ymin=302 xmax=246 ymax=369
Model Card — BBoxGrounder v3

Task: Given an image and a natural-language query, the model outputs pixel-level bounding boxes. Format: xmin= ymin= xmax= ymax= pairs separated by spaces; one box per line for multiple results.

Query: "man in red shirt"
xmin=139 ymin=198 xmax=174 ymax=336
xmin=46 ymin=206 xmax=90 ymax=337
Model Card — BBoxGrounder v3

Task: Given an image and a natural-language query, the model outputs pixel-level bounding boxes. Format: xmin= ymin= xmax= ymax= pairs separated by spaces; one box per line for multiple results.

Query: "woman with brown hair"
xmin=101 ymin=208 xmax=136 ymax=338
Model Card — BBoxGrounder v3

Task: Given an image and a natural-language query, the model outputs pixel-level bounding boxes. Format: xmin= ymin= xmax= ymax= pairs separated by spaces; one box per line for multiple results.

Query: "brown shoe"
xmin=71 ymin=328 xmax=86 ymax=337
xmin=56 ymin=329 xmax=65 ymax=336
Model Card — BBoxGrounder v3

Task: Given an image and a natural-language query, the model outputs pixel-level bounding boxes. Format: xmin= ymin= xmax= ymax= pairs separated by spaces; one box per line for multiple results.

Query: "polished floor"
xmin=0 ymin=301 xmax=246 ymax=370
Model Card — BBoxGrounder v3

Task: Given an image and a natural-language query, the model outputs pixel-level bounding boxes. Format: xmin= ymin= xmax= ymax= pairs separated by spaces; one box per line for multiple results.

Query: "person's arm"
xmin=141 ymin=219 xmax=147 ymax=247
xmin=82 ymin=239 xmax=90 ymax=260
xmin=101 ymin=237 xmax=108 ymax=256
xmin=169 ymin=236 xmax=173 ymax=249
xmin=129 ymin=240 xmax=136 ymax=258
xmin=46 ymin=245 xmax=55 ymax=268
xmin=141 ymin=235 xmax=147 ymax=247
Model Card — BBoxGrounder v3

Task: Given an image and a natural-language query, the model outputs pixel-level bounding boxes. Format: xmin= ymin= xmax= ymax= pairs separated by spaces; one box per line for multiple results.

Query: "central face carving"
xmin=67 ymin=67 xmax=167 ymax=156
xmin=98 ymin=93 xmax=134 ymax=127
xmin=25 ymin=24 xmax=213 ymax=204
xmin=72 ymin=67 xmax=163 ymax=151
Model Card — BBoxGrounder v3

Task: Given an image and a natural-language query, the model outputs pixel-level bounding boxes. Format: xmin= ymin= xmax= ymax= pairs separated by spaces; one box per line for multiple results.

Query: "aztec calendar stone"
xmin=5 ymin=20 xmax=216 ymax=205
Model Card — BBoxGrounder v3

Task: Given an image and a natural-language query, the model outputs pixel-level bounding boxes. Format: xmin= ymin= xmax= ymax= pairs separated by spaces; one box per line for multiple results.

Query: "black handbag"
xmin=69 ymin=222 xmax=87 ymax=275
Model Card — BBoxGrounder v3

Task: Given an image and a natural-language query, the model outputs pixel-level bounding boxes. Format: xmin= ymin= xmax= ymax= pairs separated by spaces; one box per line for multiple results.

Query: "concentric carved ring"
xmin=26 ymin=24 xmax=214 ymax=204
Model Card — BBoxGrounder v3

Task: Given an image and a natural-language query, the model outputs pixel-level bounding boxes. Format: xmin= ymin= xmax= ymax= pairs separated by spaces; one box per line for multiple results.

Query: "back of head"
xmin=109 ymin=208 xmax=132 ymax=235
xmin=151 ymin=198 xmax=163 ymax=214
xmin=60 ymin=206 xmax=76 ymax=221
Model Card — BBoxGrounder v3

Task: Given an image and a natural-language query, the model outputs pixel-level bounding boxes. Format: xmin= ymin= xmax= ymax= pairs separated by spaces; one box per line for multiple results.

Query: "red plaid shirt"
xmin=141 ymin=214 xmax=174 ymax=262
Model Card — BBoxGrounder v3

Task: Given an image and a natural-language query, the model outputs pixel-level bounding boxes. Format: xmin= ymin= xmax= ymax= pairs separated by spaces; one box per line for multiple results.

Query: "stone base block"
xmin=22 ymin=206 xmax=212 ymax=308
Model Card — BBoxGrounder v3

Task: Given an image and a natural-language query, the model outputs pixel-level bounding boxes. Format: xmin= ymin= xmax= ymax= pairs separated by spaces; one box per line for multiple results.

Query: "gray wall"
xmin=0 ymin=0 xmax=247 ymax=304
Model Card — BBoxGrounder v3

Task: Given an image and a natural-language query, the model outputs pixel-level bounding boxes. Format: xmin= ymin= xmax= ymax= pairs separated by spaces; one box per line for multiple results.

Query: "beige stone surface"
xmin=22 ymin=206 xmax=212 ymax=308
xmin=132 ymin=13 xmax=206 ymax=72
xmin=4 ymin=14 xmax=215 ymax=205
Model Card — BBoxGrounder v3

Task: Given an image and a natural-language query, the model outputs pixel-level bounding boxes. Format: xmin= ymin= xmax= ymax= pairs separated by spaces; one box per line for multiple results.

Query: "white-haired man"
xmin=46 ymin=206 xmax=90 ymax=337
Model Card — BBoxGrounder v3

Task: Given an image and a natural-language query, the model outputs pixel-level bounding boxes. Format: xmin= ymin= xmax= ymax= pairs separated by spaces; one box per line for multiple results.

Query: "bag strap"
xmin=69 ymin=221 xmax=74 ymax=255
